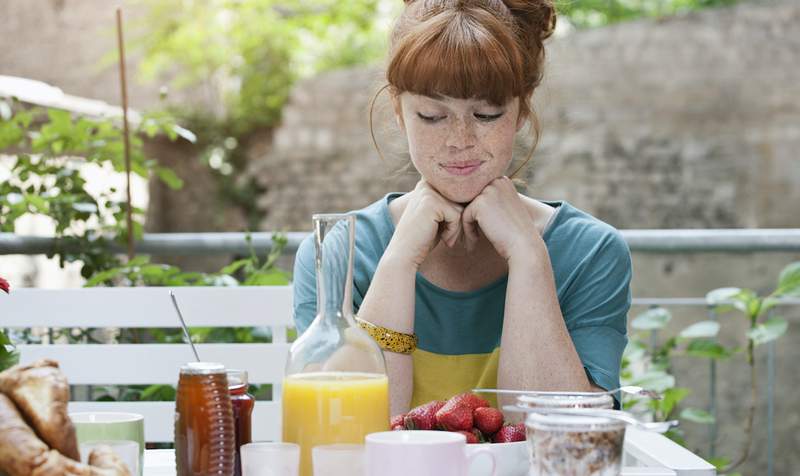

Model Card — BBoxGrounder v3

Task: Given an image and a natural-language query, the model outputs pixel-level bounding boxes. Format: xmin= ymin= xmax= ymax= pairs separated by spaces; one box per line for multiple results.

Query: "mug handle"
xmin=465 ymin=448 xmax=497 ymax=476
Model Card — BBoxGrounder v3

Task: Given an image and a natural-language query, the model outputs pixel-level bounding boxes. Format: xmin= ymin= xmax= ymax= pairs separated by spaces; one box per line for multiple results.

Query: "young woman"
xmin=293 ymin=0 xmax=631 ymax=415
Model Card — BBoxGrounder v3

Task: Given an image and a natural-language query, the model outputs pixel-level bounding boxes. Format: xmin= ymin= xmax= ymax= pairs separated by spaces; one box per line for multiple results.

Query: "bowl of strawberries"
xmin=391 ymin=393 xmax=529 ymax=476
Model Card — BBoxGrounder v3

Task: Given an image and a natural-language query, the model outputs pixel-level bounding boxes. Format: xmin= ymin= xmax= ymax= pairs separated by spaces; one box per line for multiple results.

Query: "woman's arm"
xmin=354 ymin=253 xmax=417 ymax=416
xmin=498 ymin=239 xmax=594 ymax=394
xmin=357 ymin=182 xmax=465 ymax=415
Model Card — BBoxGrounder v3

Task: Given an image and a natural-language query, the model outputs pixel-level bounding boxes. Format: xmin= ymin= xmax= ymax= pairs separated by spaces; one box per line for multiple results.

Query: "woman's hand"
xmin=462 ymin=176 xmax=539 ymax=261
xmin=387 ymin=180 xmax=464 ymax=268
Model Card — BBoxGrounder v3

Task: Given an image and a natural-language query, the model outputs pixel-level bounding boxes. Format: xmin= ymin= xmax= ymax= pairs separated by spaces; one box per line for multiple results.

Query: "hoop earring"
xmin=369 ymin=84 xmax=392 ymax=163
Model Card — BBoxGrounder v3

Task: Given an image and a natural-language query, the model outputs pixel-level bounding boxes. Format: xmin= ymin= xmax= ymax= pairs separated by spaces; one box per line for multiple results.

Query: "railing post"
xmin=767 ymin=338 xmax=775 ymax=476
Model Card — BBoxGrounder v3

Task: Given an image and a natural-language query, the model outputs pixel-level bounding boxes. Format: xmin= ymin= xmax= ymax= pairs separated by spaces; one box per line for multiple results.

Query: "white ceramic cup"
xmin=241 ymin=442 xmax=300 ymax=476
xmin=365 ymin=431 xmax=496 ymax=476
xmin=312 ymin=444 xmax=364 ymax=476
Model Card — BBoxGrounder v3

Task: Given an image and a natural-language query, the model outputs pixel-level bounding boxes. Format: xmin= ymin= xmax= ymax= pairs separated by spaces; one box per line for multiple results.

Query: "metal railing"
xmin=2 ymin=228 xmax=800 ymax=256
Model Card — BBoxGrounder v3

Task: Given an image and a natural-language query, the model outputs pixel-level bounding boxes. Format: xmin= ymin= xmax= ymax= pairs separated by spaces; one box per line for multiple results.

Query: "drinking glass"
xmin=241 ymin=442 xmax=300 ymax=476
xmin=312 ymin=444 xmax=364 ymax=476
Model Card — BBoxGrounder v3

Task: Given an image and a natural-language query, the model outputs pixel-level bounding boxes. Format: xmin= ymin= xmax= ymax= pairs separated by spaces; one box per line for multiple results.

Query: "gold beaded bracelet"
xmin=355 ymin=317 xmax=418 ymax=355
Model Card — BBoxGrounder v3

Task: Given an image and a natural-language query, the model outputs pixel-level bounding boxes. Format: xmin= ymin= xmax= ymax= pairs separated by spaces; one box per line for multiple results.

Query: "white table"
xmin=143 ymin=448 xmax=681 ymax=476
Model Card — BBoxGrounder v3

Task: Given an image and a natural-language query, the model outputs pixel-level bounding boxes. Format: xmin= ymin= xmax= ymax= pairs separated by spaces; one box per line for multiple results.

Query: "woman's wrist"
xmin=506 ymin=235 xmax=548 ymax=269
xmin=382 ymin=241 xmax=423 ymax=274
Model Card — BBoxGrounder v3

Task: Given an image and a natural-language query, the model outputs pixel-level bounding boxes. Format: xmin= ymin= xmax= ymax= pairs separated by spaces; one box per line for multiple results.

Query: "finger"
xmin=461 ymin=206 xmax=480 ymax=252
xmin=441 ymin=205 xmax=463 ymax=247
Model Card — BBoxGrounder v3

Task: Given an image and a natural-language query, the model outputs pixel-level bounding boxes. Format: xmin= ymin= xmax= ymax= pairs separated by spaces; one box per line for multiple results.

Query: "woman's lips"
xmin=441 ymin=160 xmax=483 ymax=176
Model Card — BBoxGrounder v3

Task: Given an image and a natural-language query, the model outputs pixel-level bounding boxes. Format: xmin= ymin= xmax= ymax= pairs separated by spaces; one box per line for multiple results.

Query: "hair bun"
xmin=502 ymin=0 xmax=557 ymax=40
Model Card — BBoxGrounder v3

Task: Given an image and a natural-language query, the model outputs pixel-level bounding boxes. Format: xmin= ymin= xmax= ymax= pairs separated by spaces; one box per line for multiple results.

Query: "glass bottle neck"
xmin=314 ymin=214 xmax=355 ymax=320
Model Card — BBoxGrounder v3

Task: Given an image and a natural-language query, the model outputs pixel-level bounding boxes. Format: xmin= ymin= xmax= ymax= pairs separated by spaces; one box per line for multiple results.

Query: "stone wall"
xmin=246 ymin=2 xmax=800 ymax=473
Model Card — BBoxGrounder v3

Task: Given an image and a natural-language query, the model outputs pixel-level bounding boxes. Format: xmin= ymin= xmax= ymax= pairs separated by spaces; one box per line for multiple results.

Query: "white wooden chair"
xmin=2 ymin=286 xmax=292 ymax=443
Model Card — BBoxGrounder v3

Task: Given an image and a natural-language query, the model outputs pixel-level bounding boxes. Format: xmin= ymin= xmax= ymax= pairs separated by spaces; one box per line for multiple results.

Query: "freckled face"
xmin=395 ymin=93 xmax=523 ymax=204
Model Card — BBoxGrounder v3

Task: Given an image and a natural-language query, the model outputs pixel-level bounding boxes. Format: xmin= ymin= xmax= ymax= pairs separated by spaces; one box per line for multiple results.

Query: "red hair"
xmin=371 ymin=0 xmax=556 ymax=176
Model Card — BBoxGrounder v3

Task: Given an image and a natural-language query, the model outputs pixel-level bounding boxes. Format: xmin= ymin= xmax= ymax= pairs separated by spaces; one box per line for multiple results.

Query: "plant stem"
xmin=116 ymin=8 xmax=135 ymax=260
xmin=723 ymin=338 xmax=756 ymax=472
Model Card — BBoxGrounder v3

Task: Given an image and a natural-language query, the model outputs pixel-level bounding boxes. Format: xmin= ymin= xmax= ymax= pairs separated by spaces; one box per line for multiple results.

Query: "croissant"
xmin=0 ymin=361 xmax=131 ymax=476
xmin=0 ymin=359 xmax=80 ymax=460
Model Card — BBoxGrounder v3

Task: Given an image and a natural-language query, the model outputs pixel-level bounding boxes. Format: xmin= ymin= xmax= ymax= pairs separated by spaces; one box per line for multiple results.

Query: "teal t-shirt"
xmin=292 ymin=193 xmax=631 ymax=407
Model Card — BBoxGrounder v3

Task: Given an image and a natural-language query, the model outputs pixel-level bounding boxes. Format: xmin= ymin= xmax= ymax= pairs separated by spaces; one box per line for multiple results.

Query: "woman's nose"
xmin=445 ymin=120 xmax=477 ymax=150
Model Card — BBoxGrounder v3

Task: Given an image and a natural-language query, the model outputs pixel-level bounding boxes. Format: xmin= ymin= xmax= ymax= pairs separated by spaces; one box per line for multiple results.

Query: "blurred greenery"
xmin=123 ymin=0 xmax=744 ymax=227
xmin=558 ymin=0 xmax=742 ymax=29
xmin=0 ymin=102 xmax=184 ymax=278
xmin=131 ymin=0 xmax=391 ymax=135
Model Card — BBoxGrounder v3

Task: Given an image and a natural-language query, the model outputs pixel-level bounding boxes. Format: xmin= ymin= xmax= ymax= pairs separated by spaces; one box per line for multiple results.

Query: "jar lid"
xmin=517 ymin=392 xmax=613 ymax=409
xmin=180 ymin=362 xmax=226 ymax=375
xmin=526 ymin=412 xmax=626 ymax=432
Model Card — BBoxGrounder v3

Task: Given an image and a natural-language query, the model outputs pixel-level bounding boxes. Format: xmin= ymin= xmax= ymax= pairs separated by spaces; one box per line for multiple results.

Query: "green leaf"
xmin=220 ymin=259 xmax=251 ymax=276
xmin=155 ymin=166 xmax=184 ymax=190
xmin=242 ymin=269 xmax=290 ymax=286
xmin=84 ymin=268 xmax=125 ymax=287
xmin=0 ymin=345 xmax=20 ymax=372
xmin=631 ymin=307 xmax=671 ymax=331
xmin=776 ymin=261 xmax=800 ymax=297
xmin=678 ymin=321 xmax=720 ymax=339
xmin=140 ymin=384 xmax=176 ymax=401
xmin=630 ymin=369 xmax=675 ymax=392
xmin=705 ymin=287 xmax=751 ymax=314
xmin=659 ymin=387 xmax=690 ymax=417
xmin=747 ymin=317 xmax=788 ymax=346
xmin=685 ymin=339 xmax=732 ymax=359
xmin=680 ymin=407 xmax=715 ymax=424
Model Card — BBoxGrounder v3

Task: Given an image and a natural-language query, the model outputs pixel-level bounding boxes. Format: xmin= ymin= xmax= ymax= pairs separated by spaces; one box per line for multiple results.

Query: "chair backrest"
xmin=2 ymin=286 xmax=293 ymax=443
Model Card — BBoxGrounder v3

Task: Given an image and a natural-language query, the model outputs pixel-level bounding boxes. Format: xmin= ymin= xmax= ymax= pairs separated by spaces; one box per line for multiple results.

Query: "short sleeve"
xmin=562 ymin=231 xmax=632 ymax=406
xmin=292 ymin=234 xmax=317 ymax=335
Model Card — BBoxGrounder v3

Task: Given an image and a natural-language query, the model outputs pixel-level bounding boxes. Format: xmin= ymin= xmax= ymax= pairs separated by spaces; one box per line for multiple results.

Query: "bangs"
xmin=387 ymin=8 xmax=525 ymax=106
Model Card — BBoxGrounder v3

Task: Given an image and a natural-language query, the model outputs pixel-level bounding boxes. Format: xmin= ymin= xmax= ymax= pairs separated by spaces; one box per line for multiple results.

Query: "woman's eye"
xmin=475 ymin=112 xmax=504 ymax=122
xmin=417 ymin=112 xmax=444 ymax=123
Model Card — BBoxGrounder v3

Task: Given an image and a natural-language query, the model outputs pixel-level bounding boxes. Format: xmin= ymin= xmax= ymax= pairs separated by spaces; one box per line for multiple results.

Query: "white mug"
xmin=365 ymin=431 xmax=496 ymax=476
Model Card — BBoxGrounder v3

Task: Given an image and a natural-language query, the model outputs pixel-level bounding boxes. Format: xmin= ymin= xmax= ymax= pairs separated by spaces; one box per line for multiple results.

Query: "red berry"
xmin=0 ymin=277 xmax=9 ymax=294
xmin=492 ymin=424 xmax=526 ymax=443
xmin=390 ymin=414 xmax=406 ymax=428
xmin=391 ymin=424 xmax=405 ymax=431
xmin=446 ymin=393 xmax=490 ymax=412
xmin=457 ymin=430 xmax=480 ymax=444
xmin=436 ymin=403 xmax=473 ymax=431
xmin=404 ymin=400 xmax=446 ymax=431
xmin=473 ymin=407 xmax=503 ymax=435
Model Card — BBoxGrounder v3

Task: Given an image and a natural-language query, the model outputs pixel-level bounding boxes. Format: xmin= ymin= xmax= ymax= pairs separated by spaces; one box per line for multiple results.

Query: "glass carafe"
xmin=282 ymin=214 xmax=389 ymax=476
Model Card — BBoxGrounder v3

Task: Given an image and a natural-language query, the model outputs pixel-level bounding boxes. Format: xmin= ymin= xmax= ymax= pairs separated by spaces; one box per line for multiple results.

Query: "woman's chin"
xmin=438 ymin=187 xmax=481 ymax=205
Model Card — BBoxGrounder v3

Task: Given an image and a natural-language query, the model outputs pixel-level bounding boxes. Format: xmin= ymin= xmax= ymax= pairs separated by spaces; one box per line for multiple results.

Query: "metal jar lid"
xmin=526 ymin=412 xmax=626 ymax=432
xmin=180 ymin=362 xmax=226 ymax=375
xmin=517 ymin=392 xmax=614 ymax=409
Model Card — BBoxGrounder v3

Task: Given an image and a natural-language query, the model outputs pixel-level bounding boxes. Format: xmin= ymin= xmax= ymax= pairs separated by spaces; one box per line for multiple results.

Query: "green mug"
xmin=70 ymin=412 xmax=145 ymax=476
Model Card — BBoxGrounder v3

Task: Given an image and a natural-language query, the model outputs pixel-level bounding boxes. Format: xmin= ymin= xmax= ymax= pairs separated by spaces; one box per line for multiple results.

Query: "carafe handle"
xmin=465 ymin=447 xmax=497 ymax=476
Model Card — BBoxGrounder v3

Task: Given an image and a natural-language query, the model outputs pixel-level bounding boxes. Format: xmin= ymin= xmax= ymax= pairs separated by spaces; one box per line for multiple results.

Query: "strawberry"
xmin=473 ymin=407 xmax=503 ymax=435
xmin=457 ymin=430 xmax=480 ymax=444
xmin=404 ymin=400 xmax=445 ymax=431
xmin=0 ymin=277 xmax=9 ymax=294
xmin=435 ymin=402 xmax=473 ymax=431
xmin=391 ymin=424 xmax=405 ymax=431
xmin=446 ymin=393 xmax=490 ymax=411
xmin=492 ymin=424 xmax=526 ymax=443
xmin=390 ymin=414 xmax=406 ymax=428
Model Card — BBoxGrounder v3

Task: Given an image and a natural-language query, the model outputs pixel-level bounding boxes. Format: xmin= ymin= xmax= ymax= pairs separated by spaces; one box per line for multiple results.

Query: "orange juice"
xmin=282 ymin=371 xmax=389 ymax=476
